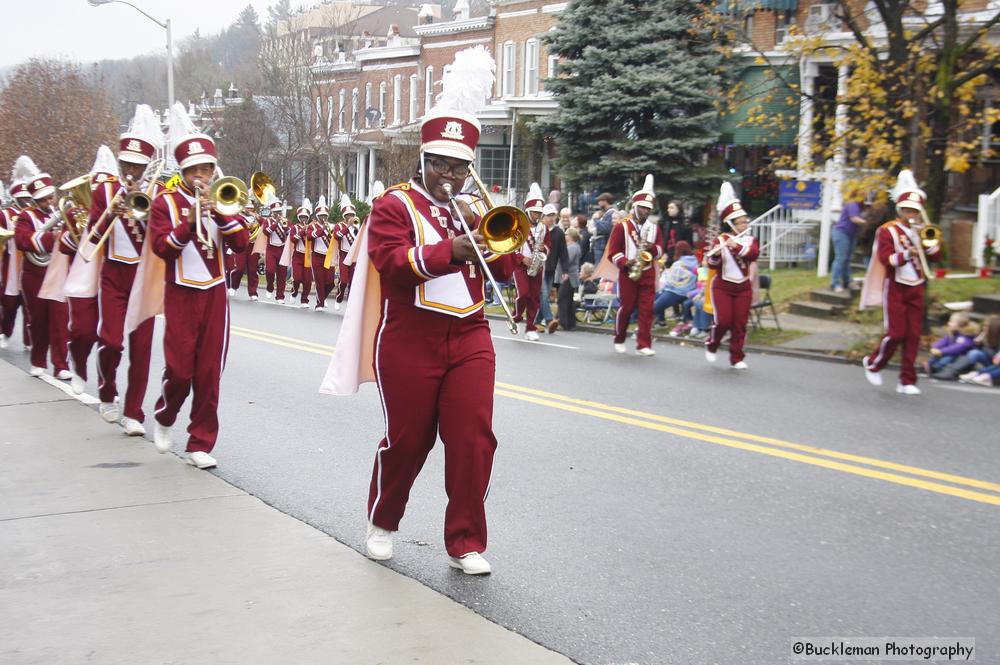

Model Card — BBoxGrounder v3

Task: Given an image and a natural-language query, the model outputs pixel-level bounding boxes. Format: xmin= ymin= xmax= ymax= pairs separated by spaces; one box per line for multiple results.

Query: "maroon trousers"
xmin=68 ymin=296 xmax=98 ymax=381
xmin=614 ymin=273 xmax=655 ymax=348
xmin=291 ymin=251 xmax=312 ymax=304
xmin=1 ymin=293 xmax=26 ymax=340
xmin=264 ymin=244 xmax=287 ymax=300
xmin=866 ymin=280 xmax=924 ymax=386
xmin=21 ymin=264 xmax=69 ymax=372
xmin=154 ymin=283 xmax=229 ymax=453
xmin=369 ymin=303 xmax=498 ymax=557
xmin=311 ymin=252 xmax=333 ymax=307
xmin=513 ymin=268 xmax=542 ymax=332
xmin=98 ymin=261 xmax=153 ymax=420
xmin=335 ymin=252 xmax=353 ymax=303
xmin=707 ymin=278 xmax=752 ymax=364
xmin=228 ymin=246 xmax=260 ymax=297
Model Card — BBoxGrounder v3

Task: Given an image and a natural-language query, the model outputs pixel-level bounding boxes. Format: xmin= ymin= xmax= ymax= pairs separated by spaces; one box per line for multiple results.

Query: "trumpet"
xmin=441 ymin=168 xmax=531 ymax=335
xmin=81 ymin=158 xmax=164 ymax=262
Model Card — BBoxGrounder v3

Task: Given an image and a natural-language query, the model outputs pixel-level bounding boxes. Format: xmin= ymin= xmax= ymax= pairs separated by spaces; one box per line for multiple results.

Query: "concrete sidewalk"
xmin=0 ymin=359 xmax=572 ymax=665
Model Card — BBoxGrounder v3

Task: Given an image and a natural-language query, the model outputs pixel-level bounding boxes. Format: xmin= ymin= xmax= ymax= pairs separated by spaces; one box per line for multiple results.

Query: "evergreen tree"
xmin=539 ymin=0 xmax=727 ymax=199
xmin=236 ymin=4 xmax=261 ymax=31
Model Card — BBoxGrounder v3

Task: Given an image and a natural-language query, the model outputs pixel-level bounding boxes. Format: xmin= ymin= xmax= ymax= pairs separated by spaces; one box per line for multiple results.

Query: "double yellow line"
xmin=230 ymin=324 xmax=1000 ymax=507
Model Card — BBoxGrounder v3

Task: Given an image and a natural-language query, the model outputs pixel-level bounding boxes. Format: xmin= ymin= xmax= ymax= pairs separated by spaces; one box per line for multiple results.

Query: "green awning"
xmin=717 ymin=0 xmax=798 ymax=12
xmin=718 ymin=66 xmax=800 ymax=146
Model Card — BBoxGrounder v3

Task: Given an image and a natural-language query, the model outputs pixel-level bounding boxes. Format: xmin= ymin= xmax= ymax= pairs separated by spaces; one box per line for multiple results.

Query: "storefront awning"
xmin=717 ymin=0 xmax=799 ymax=13
xmin=719 ymin=66 xmax=800 ymax=146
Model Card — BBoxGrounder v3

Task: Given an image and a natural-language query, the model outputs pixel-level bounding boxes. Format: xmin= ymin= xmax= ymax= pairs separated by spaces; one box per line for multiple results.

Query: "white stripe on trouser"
xmin=870 ymin=279 xmax=892 ymax=368
xmin=369 ymin=299 xmax=392 ymax=524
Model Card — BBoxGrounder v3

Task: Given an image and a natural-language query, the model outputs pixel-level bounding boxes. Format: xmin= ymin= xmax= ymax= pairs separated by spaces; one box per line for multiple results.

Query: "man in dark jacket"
xmin=541 ymin=204 xmax=568 ymax=332
xmin=590 ymin=192 xmax=615 ymax=264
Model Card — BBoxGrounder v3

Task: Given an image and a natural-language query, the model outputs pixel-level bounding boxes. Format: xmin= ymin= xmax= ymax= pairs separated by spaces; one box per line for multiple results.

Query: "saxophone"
xmin=627 ymin=222 xmax=654 ymax=282
xmin=526 ymin=224 xmax=547 ymax=277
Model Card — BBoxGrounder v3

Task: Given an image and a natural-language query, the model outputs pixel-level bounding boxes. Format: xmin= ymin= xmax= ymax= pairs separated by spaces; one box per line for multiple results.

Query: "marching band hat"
xmin=119 ymin=104 xmax=163 ymax=165
xmin=893 ymin=169 xmax=926 ymax=212
xmin=631 ymin=174 xmax=656 ymax=210
xmin=524 ymin=182 xmax=545 ymax=213
xmin=11 ymin=155 xmax=47 ymax=199
xmin=716 ymin=181 xmax=747 ymax=226
xmin=296 ymin=198 xmax=313 ymax=220
xmin=340 ymin=193 xmax=356 ymax=217
xmin=315 ymin=195 xmax=329 ymax=217
xmin=420 ymin=46 xmax=493 ymax=163
xmin=168 ymin=102 xmax=217 ymax=171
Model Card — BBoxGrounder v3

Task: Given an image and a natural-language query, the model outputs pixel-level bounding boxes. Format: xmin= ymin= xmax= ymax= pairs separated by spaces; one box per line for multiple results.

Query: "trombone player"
xmin=1 ymin=176 xmax=35 ymax=351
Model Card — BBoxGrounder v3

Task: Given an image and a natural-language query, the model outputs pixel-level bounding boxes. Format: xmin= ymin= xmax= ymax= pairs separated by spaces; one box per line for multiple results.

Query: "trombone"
xmin=193 ymin=170 xmax=250 ymax=251
xmin=441 ymin=165 xmax=531 ymax=335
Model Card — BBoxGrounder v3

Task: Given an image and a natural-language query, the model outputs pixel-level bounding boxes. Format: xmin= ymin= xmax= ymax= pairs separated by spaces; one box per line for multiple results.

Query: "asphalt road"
xmin=5 ymin=289 xmax=998 ymax=665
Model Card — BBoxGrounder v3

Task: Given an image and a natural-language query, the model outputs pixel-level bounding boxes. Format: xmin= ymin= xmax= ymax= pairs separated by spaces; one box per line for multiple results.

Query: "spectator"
xmin=925 ymin=312 xmax=979 ymax=375
xmin=653 ymin=241 xmax=699 ymax=329
xmin=559 ymin=207 xmax=572 ymax=232
xmin=541 ymin=204 xmax=568 ymax=332
xmin=661 ymin=200 xmax=693 ymax=261
xmin=556 ymin=228 xmax=582 ymax=331
xmin=830 ymin=190 xmax=867 ymax=292
xmin=575 ymin=214 xmax=592 ymax=263
xmin=590 ymin=192 xmax=616 ymax=264
xmin=954 ymin=315 xmax=1000 ymax=382
xmin=857 ymin=201 xmax=891 ymax=268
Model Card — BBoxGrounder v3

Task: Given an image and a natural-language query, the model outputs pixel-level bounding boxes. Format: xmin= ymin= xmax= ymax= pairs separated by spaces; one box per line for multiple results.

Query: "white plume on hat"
xmin=167 ymin=101 xmax=198 ymax=151
xmin=369 ymin=180 xmax=385 ymax=204
xmin=432 ymin=45 xmax=495 ymax=116
xmin=128 ymin=104 xmax=164 ymax=150
xmin=716 ymin=181 xmax=739 ymax=211
xmin=639 ymin=174 xmax=654 ymax=194
xmin=339 ymin=193 xmax=355 ymax=213
xmin=298 ymin=197 xmax=313 ymax=216
xmin=527 ymin=182 xmax=543 ymax=201
xmin=90 ymin=145 xmax=119 ymax=177
xmin=315 ymin=194 xmax=328 ymax=209
xmin=892 ymin=169 xmax=925 ymax=200
xmin=11 ymin=155 xmax=41 ymax=186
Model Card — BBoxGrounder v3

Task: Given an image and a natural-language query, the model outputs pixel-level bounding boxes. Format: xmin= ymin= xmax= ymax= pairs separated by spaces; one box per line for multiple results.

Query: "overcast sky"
xmin=2 ymin=0 xmax=297 ymax=69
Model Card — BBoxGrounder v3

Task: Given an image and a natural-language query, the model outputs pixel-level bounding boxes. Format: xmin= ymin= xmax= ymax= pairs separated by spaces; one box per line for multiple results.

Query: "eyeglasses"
xmin=426 ymin=156 xmax=471 ymax=179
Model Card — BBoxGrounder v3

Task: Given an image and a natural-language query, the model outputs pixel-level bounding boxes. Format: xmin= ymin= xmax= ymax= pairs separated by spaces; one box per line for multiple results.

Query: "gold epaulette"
xmin=92 ymin=173 xmax=118 ymax=185
xmin=380 ymin=182 xmax=410 ymax=198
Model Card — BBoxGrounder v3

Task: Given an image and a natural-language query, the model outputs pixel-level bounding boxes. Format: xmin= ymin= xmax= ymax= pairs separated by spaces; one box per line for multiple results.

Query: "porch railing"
xmin=751 ymin=204 xmax=819 ymax=270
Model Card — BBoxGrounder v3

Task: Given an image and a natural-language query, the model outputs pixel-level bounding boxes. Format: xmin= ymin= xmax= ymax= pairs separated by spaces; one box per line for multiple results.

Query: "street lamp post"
xmin=87 ymin=0 xmax=174 ymax=109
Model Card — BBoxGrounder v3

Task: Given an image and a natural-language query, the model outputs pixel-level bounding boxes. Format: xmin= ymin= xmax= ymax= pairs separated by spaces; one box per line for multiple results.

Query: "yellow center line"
xmin=229 ymin=324 xmax=1000 ymax=506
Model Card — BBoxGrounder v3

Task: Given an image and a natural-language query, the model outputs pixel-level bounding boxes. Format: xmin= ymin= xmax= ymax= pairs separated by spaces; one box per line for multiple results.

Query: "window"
xmin=338 ymin=89 xmax=346 ymax=132
xmin=393 ymin=75 xmax=402 ymax=126
xmin=315 ymin=96 xmax=322 ymax=129
xmin=326 ymin=95 xmax=333 ymax=131
xmin=547 ymin=54 xmax=558 ymax=82
xmin=775 ymin=10 xmax=795 ymax=44
xmin=351 ymin=88 xmax=359 ymax=132
xmin=409 ymin=73 xmax=418 ymax=123
xmin=379 ymin=81 xmax=387 ymax=127
xmin=477 ymin=145 xmax=519 ymax=194
xmin=743 ymin=11 xmax=753 ymax=38
xmin=502 ymin=41 xmax=515 ymax=97
xmin=365 ymin=83 xmax=373 ymax=127
xmin=424 ymin=66 xmax=434 ymax=113
xmin=524 ymin=39 xmax=539 ymax=95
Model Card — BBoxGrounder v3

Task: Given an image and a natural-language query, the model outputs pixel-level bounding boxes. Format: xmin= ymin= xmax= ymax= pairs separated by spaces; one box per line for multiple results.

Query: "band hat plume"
xmin=524 ymin=182 xmax=545 ymax=213
xmin=297 ymin=197 xmax=313 ymax=219
xmin=90 ymin=145 xmax=120 ymax=182
xmin=368 ymin=180 xmax=385 ymax=205
xmin=315 ymin=194 xmax=329 ymax=216
xmin=11 ymin=155 xmax=41 ymax=199
xmin=893 ymin=169 xmax=927 ymax=212
xmin=13 ymin=153 xmax=55 ymax=200
xmin=716 ymin=181 xmax=746 ymax=226
xmin=168 ymin=101 xmax=217 ymax=170
xmin=631 ymin=173 xmax=656 ymax=210
xmin=339 ymin=193 xmax=356 ymax=216
xmin=421 ymin=45 xmax=494 ymax=163
xmin=119 ymin=104 xmax=163 ymax=165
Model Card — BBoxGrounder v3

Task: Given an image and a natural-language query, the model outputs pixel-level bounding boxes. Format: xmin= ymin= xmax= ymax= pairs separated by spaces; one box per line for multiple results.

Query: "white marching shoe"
xmin=266 ymin=291 xmax=273 ymax=299
xmin=29 ymin=366 xmax=45 ymax=377
xmin=365 ymin=522 xmax=394 ymax=561
xmin=153 ymin=421 xmax=172 ymax=453
xmin=613 ymin=343 xmax=627 ymax=354
xmin=862 ymin=355 xmax=882 ymax=386
xmin=704 ymin=349 xmax=717 ymax=363
xmin=56 ymin=369 xmax=73 ymax=381
xmin=70 ymin=374 xmax=86 ymax=395
xmin=300 ymin=302 xmax=310 ymax=309
xmin=121 ymin=417 xmax=146 ymax=436
xmin=275 ymin=298 xmax=285 ymax=304
xmin=0 ymin=334 xmax=7 ymax=349
xmin=449 ymin=552 xmax=492 ymax=576
xmin=334 ymin=302 xmax=341 ymax=311
xmin=315 ymin=305 xmax=325 ymax=311
xmin=249 ymin=295 xmax=259 ymax=302
xmin=227 ymin=288 xmax=236 ymax=296
xmin=99 ymin=401 xmax=120 ymax=423
xmin=636 ymin=347 xmax=656 ymax=357
xmin=525 ymin=330 xmax=540 ymax=342
xmin=731 ymin=361 xmax=748 ymax=370
xmin=896 ymin=383 xmax=921 ymax=396
xmin=187 ymin=451 xmax=217 ymax=469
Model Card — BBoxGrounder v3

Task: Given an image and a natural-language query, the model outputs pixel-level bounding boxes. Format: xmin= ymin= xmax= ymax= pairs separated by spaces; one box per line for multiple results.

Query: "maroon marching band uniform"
xmin=308 ymin=220 xmax=334 ymax=308
xmin=608 ymin=217 xmax=664 ymax=350
xmin=57 ymin=230 xmax=100 ymax=382
xmin=863 ymin=219 xmax=940 ymax=386
xmin=705 ymin=233 xmax=760 ymax=364
xmin=1 ymin=202 xmax=29 ymax=344
xmin=290 ymin=221 xmax=313 ymax=304
xmin=332 ymin=220 xmax=357 ymax=303
xmin=512 ymin=221 xmax=547 ymax=332
xmin=89 ymin=178 xmax=159 ymax=419
xmin=367 ymin=180 xmax=517 ymax=557
xmin=262 ymin=216 xmax=288 ymax=300
xmin=14 ymin=205 xmax=69 ymax=373
xmin=227 ymin=211 xmax=260 ymax=298
xmin=148 ymin=183 xmax=249 ymax=452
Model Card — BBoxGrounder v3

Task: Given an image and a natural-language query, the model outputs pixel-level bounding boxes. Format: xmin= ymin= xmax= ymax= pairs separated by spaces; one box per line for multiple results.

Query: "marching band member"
xmin=309 ymin=195 xmax=333 ymax=310
xmin=704 ymin=182 xmax=759 ymax=369
xmin=228 ymin=200 xmax=261 ymax=300
xmin=12 ymin=156 xmax=70 ymax=379
xmin=147 ymin=102 xmax=249 ymax=469
xmin=605 ymin=174 xmax=663 ymax=356
xmin=512 ymin=182 xmax=546 ymax=341
xmin=860 ymin=170 xmax=941 ymax=395
xmin=262 ymin=198 xmax=289 ymax=303
xmin=320 ymin=46 xmax=517 ymax=575
xmin=88 ymin=105 xmax=163 ymax=433
xmin=1 ymin=176 xmax=34 ymax=350
xmin=331 ymin=194 xmax=358 ymax=311
xmin=290 ymin=199 xmax=313 ymax=308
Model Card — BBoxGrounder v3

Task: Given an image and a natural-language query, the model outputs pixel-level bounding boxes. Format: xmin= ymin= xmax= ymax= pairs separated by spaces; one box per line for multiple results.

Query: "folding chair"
xmin=750 ymin=273 xmax=780 ymax=331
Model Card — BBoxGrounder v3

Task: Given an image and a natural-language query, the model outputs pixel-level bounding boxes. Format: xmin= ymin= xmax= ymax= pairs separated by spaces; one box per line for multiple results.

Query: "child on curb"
xmin=924 ymin=312 xmax=979 ymax=375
